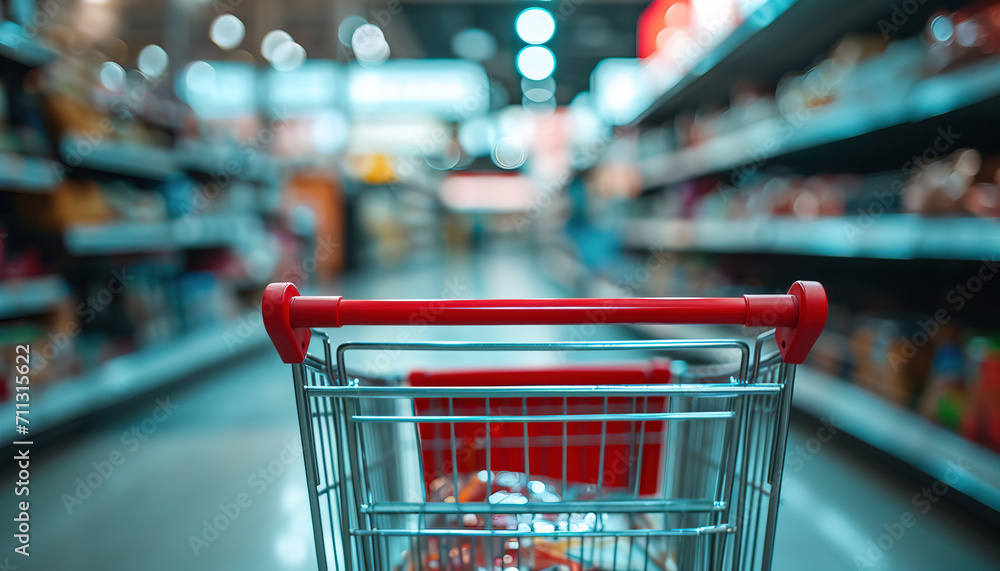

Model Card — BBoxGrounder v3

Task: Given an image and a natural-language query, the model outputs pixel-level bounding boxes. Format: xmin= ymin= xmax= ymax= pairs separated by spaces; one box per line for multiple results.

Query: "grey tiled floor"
xmin=3 ymin=252 xmax=998 ymax=570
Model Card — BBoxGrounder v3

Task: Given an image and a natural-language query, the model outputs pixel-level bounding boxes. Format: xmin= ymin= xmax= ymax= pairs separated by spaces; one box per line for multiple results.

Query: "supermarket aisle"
xmin=3 ymin=251 xmax=999 ymax=570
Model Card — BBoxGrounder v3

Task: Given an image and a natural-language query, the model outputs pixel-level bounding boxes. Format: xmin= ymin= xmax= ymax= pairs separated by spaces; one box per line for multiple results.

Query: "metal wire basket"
xmin=263 ymin=281 xmax=827 ymax=571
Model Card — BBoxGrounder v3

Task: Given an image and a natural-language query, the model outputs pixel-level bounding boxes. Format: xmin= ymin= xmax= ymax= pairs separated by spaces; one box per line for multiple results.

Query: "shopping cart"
xmin=262 ymin=281 xmax=827 ymax=571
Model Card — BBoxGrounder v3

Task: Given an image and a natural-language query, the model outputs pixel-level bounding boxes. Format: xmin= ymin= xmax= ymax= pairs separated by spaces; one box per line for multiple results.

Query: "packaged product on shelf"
xmin=962 ymin=336 xmax=1000 ymax=453
xmin=175 ymin=272 xmax=232 ymax=330
xmin=118 ymin=264 xmax=180 ymax=349
xmin=14 ymin=179 xmax=115 ymax=231
xmin=806 ymin=306 xmax=853 ymax=378
xmin=775 ymin=35 xmax=892 ymax=117
xmin=924 ymin=1 xmax=1000 ymax=74
xmin=849 ymin=316 xmax=933 ymax=407
xmin=100 ymin=181 xmax=169 ymax=222
xmin=713 ymin=84 xmax=779 ymax=136
xmin=965 ymin=153 xmax=1000 ymax=217
xmin=0 ymin=79 xmax=15 ymax=152
xmin=11 ymin=69 xmax=51 ymax=156
xmin=0 ymin=323 xmax=41 ymax=401
xmin=0 ymin=305 xmax=79 ymax=394
xmin=902 ymin=148 xmax=981 ymax=216
xmin=42 ymin=88 xmax=114 ymax=143
xmin=917 ymin=329 xmax=967 ymax=431
xmin=833 ymin=38 xmax=923 ymax=102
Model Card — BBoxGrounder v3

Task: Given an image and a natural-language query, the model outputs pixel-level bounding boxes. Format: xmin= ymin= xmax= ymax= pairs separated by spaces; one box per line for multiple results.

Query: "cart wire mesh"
xmin=291 ymin=331 xmax=795 ymax=571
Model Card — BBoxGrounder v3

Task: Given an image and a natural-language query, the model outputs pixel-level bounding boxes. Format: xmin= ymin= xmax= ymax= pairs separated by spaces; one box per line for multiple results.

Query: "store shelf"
xmin=795 ymin=366 xmax=1000 ymax=512
xmin=640 ymin=57 xmax=1000 ymax=188
xmin=622 ymin=215 xmax=1000 ymax=261
xmin=633 ymin=0 xmax=908 ymax=125
xmin=93 ymin=90 xmax=185 ymax=131
xmin=176 ymin=142 xmax=281 ymax=185
xmin=0 ymin=21 xmax=56 ymax=67
xmin=539 ymin=244 xmax=1000 ymax=510
xmin=59 ymin=136 xmax=177 ymax=180
xmin=0 ymin=275 xmax=70 ymax=320
xmin=0 ymin=314 xmax=269 ymax=442
xmin=64 ymin=214 xmax=267 ymax=255
xmin=0 ymin=151 xmax=60 ymax=191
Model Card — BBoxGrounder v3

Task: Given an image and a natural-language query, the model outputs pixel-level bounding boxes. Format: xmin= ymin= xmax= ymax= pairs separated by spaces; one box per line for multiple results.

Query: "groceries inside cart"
xmin=263 ymin=281 xmax=827 ymax=571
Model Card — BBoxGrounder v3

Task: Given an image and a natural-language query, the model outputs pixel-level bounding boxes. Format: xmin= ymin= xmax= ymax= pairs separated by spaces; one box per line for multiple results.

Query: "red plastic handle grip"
xmin=262 ymin=281 xmax=827 ymax=365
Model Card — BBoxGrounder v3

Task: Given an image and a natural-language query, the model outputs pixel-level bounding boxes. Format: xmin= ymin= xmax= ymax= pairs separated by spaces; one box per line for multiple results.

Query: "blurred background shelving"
xmin=0 ymin=0 xmax=998 ymax=547
xmin=0 ymin=5 xmax=338 ymax=431
xmin=559 ymin=0 xmax=1000 ymax=514
xmin=622 ymin=215 xmax=1000 ymax=260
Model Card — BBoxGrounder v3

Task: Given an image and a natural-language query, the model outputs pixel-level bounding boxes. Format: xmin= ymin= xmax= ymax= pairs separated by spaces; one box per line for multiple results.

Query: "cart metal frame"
xmin=263 ymin=281 xmax=827 ymax=571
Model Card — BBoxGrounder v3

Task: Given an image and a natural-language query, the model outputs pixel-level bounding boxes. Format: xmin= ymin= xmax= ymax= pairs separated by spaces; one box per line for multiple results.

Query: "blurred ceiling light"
xmin=930 ymin=15 xmax=954 ymax=43
xmin=491 ymin=137 xmax=527 ymax=169
xmin=516 ymin=46 xmax=555 ymax=81
xmin=515 ymin=8 xmax=556 ymax=45
xmin=522 ymin=77 xmax=555 ymax=103
xmin=523 ymin=88 xmax=552 ymax=102
xmin=271 ymin=41 xmax=306 ymax=72
xmin=497 ymin=105 xmax=535 ymax=141
xmin=311 ymin=111 xmax=350 ymax=154
xmin=177 ymin=62 xmax=257 ymax=118
xmin=261 ymin=30 xmax=293 ymax=62
xmin=338 ymin=15 xmax=368 ymax=47
xmin=348 ymin=61 xmax=489 ymax=119
xmin=183 ymin=61 xmax=216 ymax=96
xmin=451 ymin=28 xmax=497 ymax=61
xmin=458 ymin=116 xmax=497 ymax=157
xmin=521 ymin=76 xmax=555 ymax=94
xmin=568 ymin=92 xmax=609 ymax=143
xmin=137 ymin=45 xmax=168 ymax=78
xmin=441 ymin=174 xmax=536 ymax=212
xmin=210 ymin=14 xmax=245 ymax=51
xmin=955 ymin=19 xmax=982 ymax=47
xmin=522 ymin=93 xmax=556 ymax=113
xmin=663 ymin=2 xmax=691 ymax=27
xmin=591 ymin=58 xmax=653 ymax=125
xmin=425 ymin=143 xmax=462 ymax=170
xmin=352 ymin=24 xmax=390 ymax=65
xmin=99 ymin=61 xmax=125 ymax=91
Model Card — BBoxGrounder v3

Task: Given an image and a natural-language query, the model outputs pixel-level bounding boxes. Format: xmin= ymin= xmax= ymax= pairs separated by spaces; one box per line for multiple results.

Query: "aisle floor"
xmin=3 ymin=252 xmax=999 ymax=570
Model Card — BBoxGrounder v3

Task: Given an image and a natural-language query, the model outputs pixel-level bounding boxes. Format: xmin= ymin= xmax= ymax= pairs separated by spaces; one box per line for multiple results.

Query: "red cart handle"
xmin=262 ymin=281 xmax=826 ymax=365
